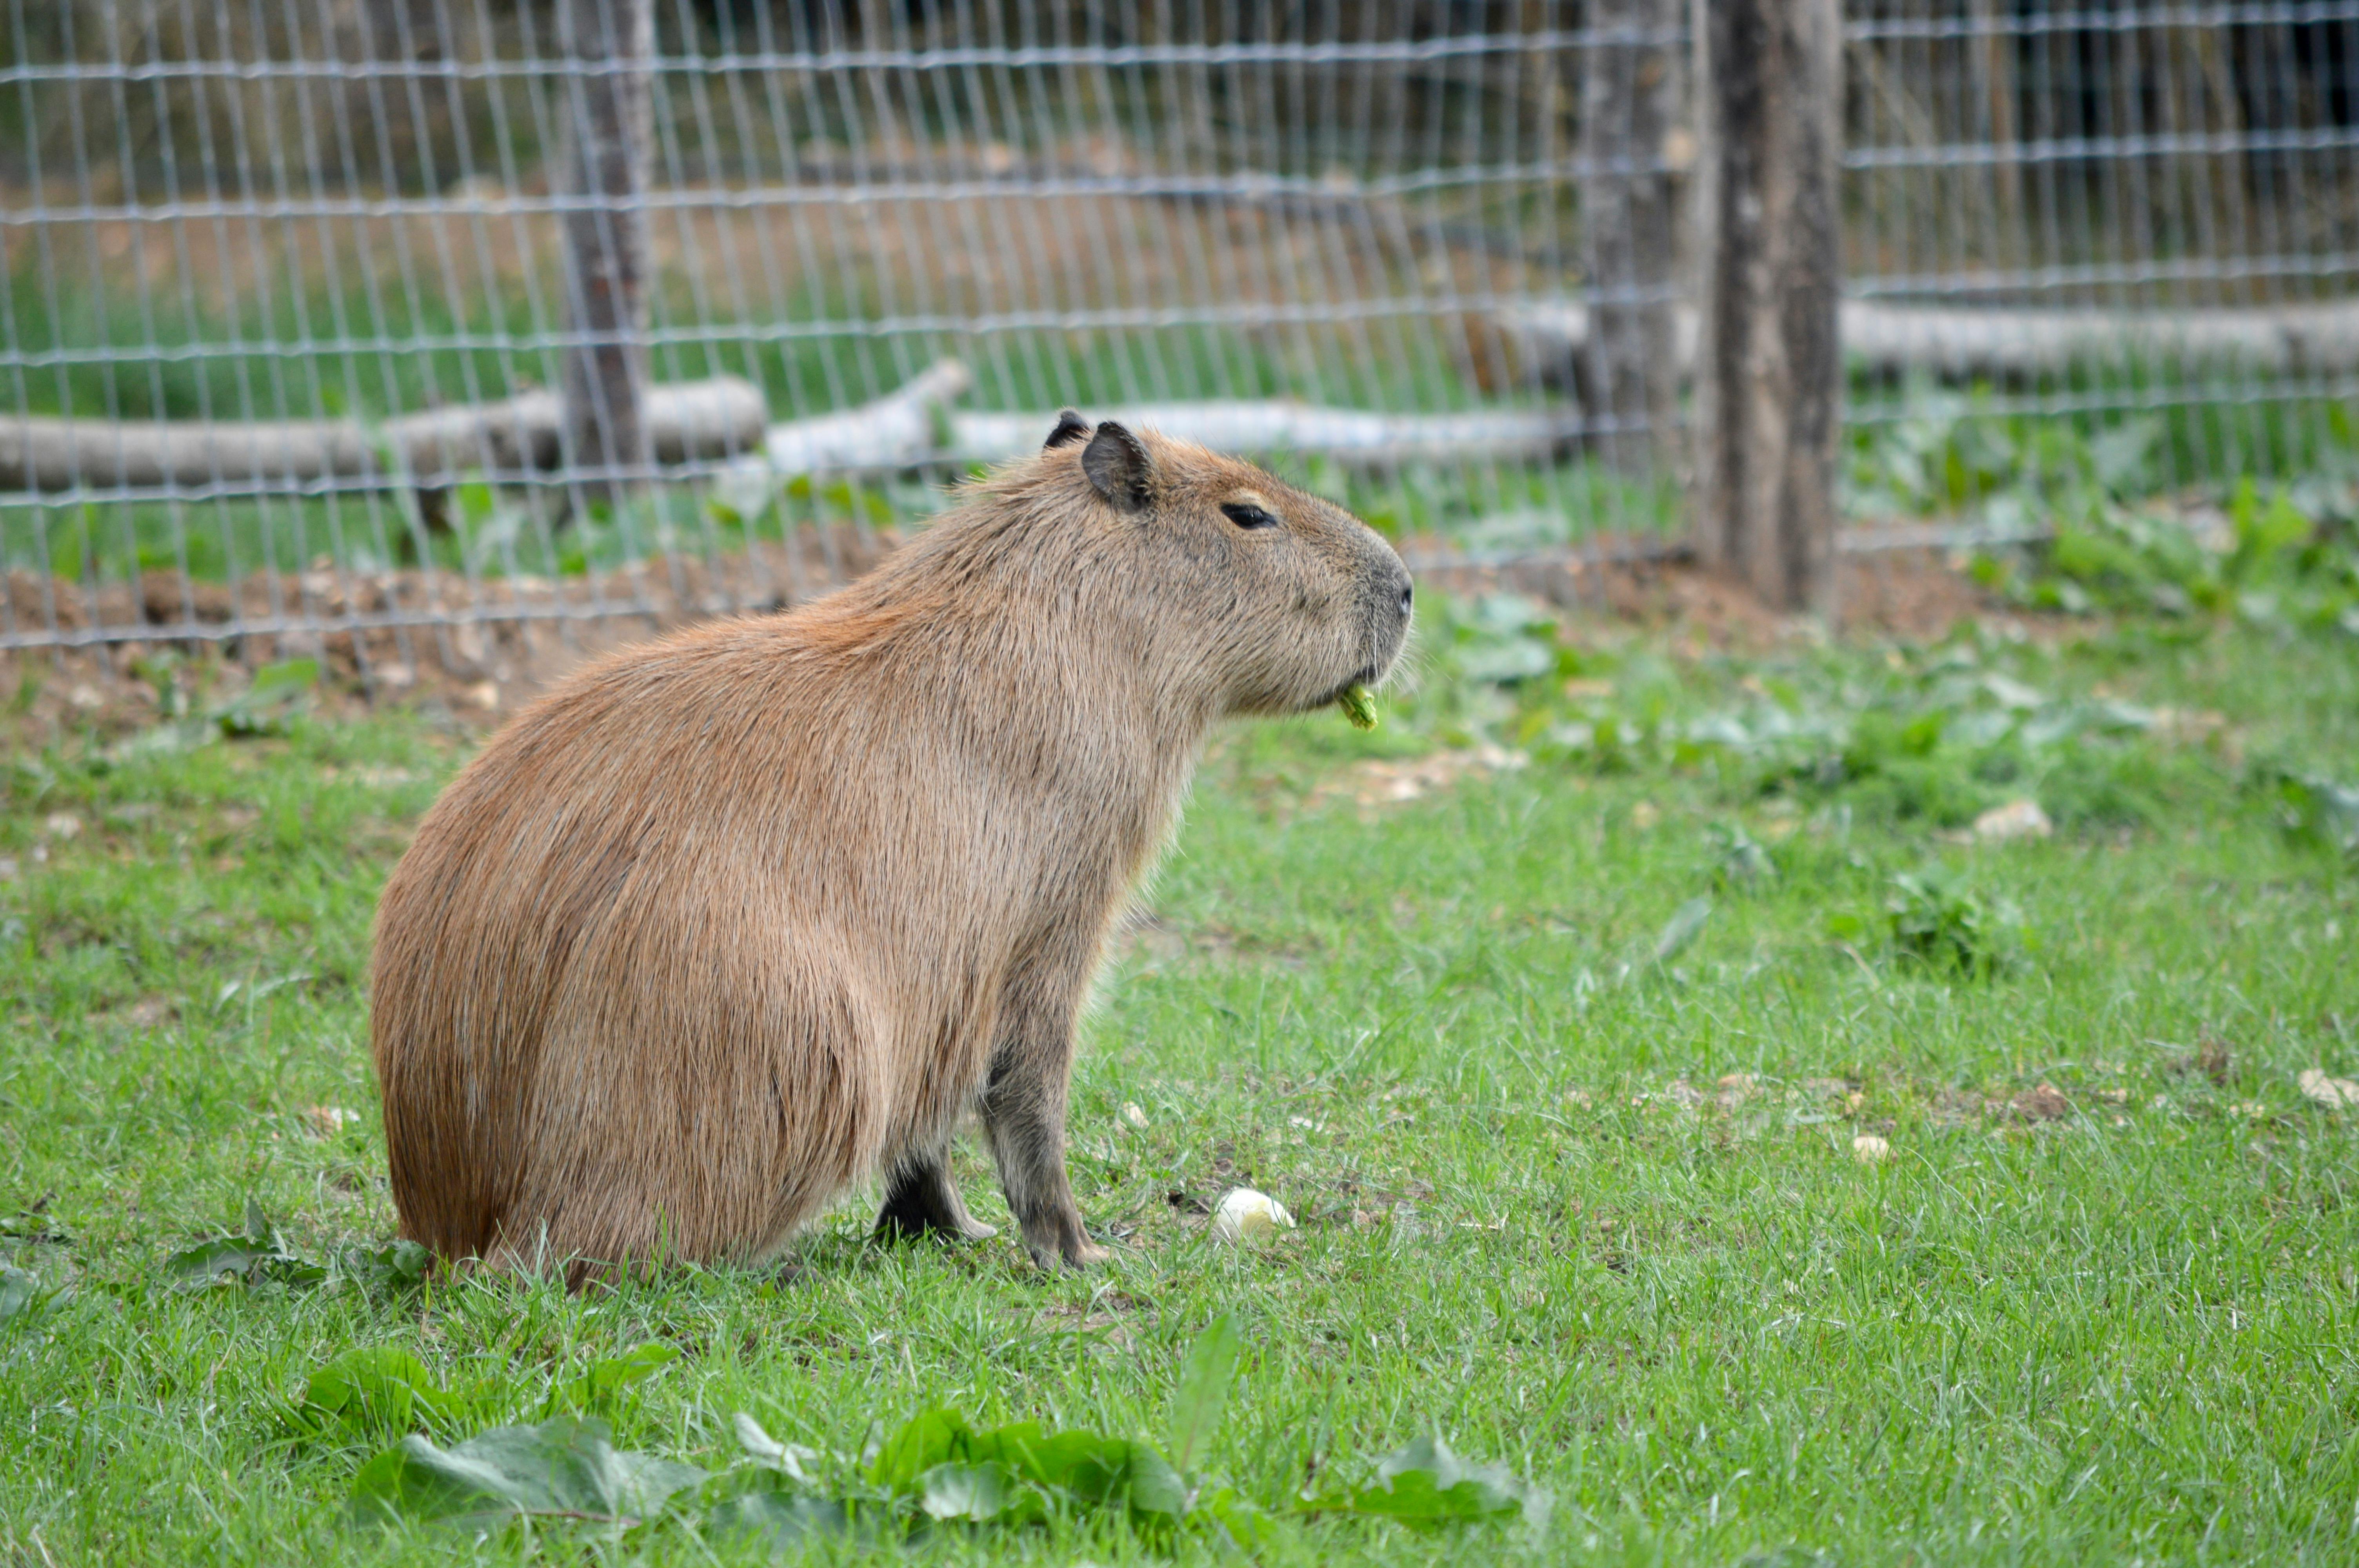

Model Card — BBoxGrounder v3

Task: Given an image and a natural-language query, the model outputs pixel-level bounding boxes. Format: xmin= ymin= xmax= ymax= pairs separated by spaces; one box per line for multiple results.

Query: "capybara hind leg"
xmin=980 ymin=973 xmax=1107 ymax=1269
xmin=873 ymin=1151 xmax=998 ymax=1242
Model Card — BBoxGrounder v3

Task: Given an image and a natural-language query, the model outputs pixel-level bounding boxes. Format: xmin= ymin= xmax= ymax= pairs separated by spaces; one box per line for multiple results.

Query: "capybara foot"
xmin=1020 ymin=1212 xmax=1109 ymax=1269
xmin=874 ymin=1156 xmax=1000 ymax=1243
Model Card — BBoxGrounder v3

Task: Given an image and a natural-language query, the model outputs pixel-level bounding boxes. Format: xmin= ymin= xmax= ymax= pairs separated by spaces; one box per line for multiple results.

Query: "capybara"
xmin=369 ymin=414 xmax=1414 ymax=1278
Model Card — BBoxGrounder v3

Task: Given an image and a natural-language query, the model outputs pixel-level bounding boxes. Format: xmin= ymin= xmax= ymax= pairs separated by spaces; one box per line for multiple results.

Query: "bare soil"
xmin=1416 ymin=541 xmax=2008 ymax=647
xmin=2 ymin=534 xmax=2006 ymax=757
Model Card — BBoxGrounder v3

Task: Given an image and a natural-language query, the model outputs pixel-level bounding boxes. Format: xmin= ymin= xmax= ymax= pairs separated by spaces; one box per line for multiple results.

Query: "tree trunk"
xmin=555 ymin=0 xmax=654 ymax=511
xmin=1690 ymin=0 xmax=1842 ymax=617
xmin=1967 ymin=0 xmax=2023 ymax=240
xmin=1579 ymin=0 xmax=1684 ymax=474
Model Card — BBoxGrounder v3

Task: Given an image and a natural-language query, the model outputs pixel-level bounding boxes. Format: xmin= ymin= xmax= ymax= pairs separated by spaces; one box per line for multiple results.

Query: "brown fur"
xmin=369 ymin=418 xmax=1412 ymax=1279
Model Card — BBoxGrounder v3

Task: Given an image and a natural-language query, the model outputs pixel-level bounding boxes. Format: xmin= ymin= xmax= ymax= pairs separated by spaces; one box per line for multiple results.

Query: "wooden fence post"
xmin=555 ymin=0 xmax=653 ymax=512
xmin=1690 ymin=0 xmax=1843 ymax=616
xmin=1580 ymin=0 xmax=1684 ymax=475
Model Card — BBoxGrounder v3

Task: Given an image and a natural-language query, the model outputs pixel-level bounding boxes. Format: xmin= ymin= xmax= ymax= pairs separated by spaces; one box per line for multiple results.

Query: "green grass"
xmin=3 ymin=609 xmax=2357 ymax=1564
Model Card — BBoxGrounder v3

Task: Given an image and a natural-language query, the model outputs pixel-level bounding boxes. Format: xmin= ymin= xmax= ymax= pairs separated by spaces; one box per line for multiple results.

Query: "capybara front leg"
xmin=983 ymin=1097 xmax=1106 ymax=1269
xmin=980 ymin=988 xmax=1107 ymax=1269
xmin=873 ymin=1151 xmax=998 ymax=1242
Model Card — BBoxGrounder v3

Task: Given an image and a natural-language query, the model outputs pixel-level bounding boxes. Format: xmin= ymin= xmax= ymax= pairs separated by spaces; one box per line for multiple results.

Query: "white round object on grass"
xmin=1210 ymin=1187 xmax=1295 ymax=1244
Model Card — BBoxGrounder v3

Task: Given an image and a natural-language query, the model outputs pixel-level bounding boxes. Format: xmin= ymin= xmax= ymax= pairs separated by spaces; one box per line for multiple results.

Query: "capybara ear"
xmin=1043 ymin=409 xmax=1090 ymax=450
xmin=1081 ymin=420 xmax=1153 ymax=512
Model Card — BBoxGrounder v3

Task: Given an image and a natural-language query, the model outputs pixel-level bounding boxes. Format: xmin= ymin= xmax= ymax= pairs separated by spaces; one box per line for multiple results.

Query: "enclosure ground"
xmin=1 ymin=540 xmax=1993 ymax=754
xmin=2 ymin=606 xmax=2356 ymax=1565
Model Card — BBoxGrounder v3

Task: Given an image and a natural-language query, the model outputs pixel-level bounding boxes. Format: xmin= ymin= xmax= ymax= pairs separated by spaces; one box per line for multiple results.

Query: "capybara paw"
xmin=873 ymin=1172 xmax=1001 ymax=1244
xmin=874 ymin=1207 xmax=1000 ymax=1244
xmin=1021 ymin=1221 xmax=1109 ymax=1270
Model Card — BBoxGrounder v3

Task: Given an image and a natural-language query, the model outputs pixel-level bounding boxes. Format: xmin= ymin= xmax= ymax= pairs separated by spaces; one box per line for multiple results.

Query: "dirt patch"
xmin=2 ymin=526 xmax=894 ymax=752
xmin=2008 ymin=1083 xmax=2075 ymax=1122
xmin=1306 ymin=744 xmax=1528 ymax=816
xmin=1108 ymin=910 xmax=1318 ymax=972
xmin=5 ymin=529 xmax=2014 ymax=754
xmin=1414 ymin=543 xmax=2014 ymax=648
xmin=1029 ymin=1292 xmax=1152 ymax=1349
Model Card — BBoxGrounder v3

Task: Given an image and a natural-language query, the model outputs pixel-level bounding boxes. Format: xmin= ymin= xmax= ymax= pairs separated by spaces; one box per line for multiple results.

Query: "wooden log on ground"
xmin=734 ymin=363 xmax=1582 ymax=476
xmin=0 ymin=377 xmax=768 ymax=494
xmin=734 ymin=358 xmax=1585 ymax=474
xmin=1498 ymin=296 xmax=2359 ymax=386
xmin=949 ymin=401 xmax=1585 ymax=468
xmin=1838 ymin=298 xmax=2359 ymax=379
xmin=757 ymin=359 xmax=975 ymax=474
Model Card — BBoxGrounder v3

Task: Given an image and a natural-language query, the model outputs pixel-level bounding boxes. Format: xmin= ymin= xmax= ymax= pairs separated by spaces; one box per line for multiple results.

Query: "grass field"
xmin=3 ymin=598 xmax=2357 ymax=1565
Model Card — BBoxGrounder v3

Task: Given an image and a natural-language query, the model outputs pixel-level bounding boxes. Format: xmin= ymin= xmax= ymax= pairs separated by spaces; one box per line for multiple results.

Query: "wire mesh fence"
xmin=3 ymin=1 xmax=2355 ymax=663
xmin=1845 ymin=1 xmax=2359 ymax=498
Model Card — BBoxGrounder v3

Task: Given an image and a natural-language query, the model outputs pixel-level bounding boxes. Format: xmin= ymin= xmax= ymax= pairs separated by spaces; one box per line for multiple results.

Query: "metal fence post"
xmin=1690 ymin=0 xmax=1842 ymax=616
xmin=1580 ymin=0 xmax=1684 ymax=476
xmin=555 ymin=0 xmax=653 ymax=512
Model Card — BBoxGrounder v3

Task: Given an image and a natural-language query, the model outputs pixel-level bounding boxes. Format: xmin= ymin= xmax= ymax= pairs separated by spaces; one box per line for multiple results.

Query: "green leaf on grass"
xmin=0 ymin=1264 xmax=48 ymax=1327
xmin=1167 ymin=1314 xmax=1241 ymax=1473
xmin=213 ymin=659 xmax=320 ymax=737
xmin=166 ymin=1236 xmax=273 ymax=1289
xmin=2277 ymin=773 xmax=2359 ymax=855
xmin=1118 ymin=1442 xmax=1189 ymax=1517
xmin=732 ymin=1412 xmax=823 ymax=1485
xmin=248 ymin=658 xmax=321 ymax=699
xmin=994 ymin=1425 xmax=1185 ymax=1516
xmin=919 ymin=1460 xmax=1019 ymax=1522
xmin=869 ymin=1410 xmax=1186 ymax=1521
xmin=351 ymin=1416 xmax=707 ymax=1529
xmin=295 ymin=1347 xmax=461 ymax=1440
xmin=165 ymin=1236 xmax=322 ymax=1290
xmin=164 ymin=1204 xmax=329 ymax=1290
xmin=1309 ymin=1435 xmax=1546 ymax=1528
xmin=1886 ymin=868 xmax=2026 ymax=975
xmin=1193 ymin=1483 xmax=1278 ymax=1547
xmin=867 ymin=1406 xmax=970 ymax=1489
xmin=704 ymin=1485 xmax=851 ymax=1548
xmin=547 ymin=1341 xmax=679 ymax=1416
xmin=1652 ymin=896 xmax=1714 ymax=963
xmin=338 ymin=1239 xmax=434 ymax=1292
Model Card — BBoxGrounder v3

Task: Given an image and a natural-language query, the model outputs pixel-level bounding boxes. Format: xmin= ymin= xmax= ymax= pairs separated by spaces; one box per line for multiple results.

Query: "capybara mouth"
xmin=1315 ymin=665 xmax=1384 ymax=709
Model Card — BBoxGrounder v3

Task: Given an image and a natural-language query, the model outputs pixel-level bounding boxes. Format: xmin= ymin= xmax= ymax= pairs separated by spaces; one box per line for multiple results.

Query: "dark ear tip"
xmin=1080 ymin=419 xmax=1153 ymax=511
xmin=1044 ymin=409 xmax=1090 ymax=450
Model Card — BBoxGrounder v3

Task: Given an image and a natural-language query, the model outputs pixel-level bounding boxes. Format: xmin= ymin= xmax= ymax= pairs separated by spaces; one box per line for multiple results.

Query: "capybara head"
xmin=911 ymin=414 xmax=1414 ymax=720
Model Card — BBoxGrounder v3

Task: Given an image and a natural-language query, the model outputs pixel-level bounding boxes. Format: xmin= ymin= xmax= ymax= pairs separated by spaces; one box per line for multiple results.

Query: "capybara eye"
xmin=1221 ymin=502 xmax=1279 ymax=530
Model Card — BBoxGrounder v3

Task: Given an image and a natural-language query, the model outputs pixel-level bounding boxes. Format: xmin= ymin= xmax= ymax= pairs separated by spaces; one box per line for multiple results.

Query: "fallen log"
xmin=1840 ymin=297 xmax=2359 ymax=379
xmin=757 ymin=358 xmax=974 ymax=473
xmin=0 ymin=376 xmax=768 ymax=495
xmin=731 ymin=365 xmax=1584 ymax=476
xmin=1496 ymin=296 xmax=2359 ymax=386
xmin=951 ymin=401 xmax=1583 ymax=467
